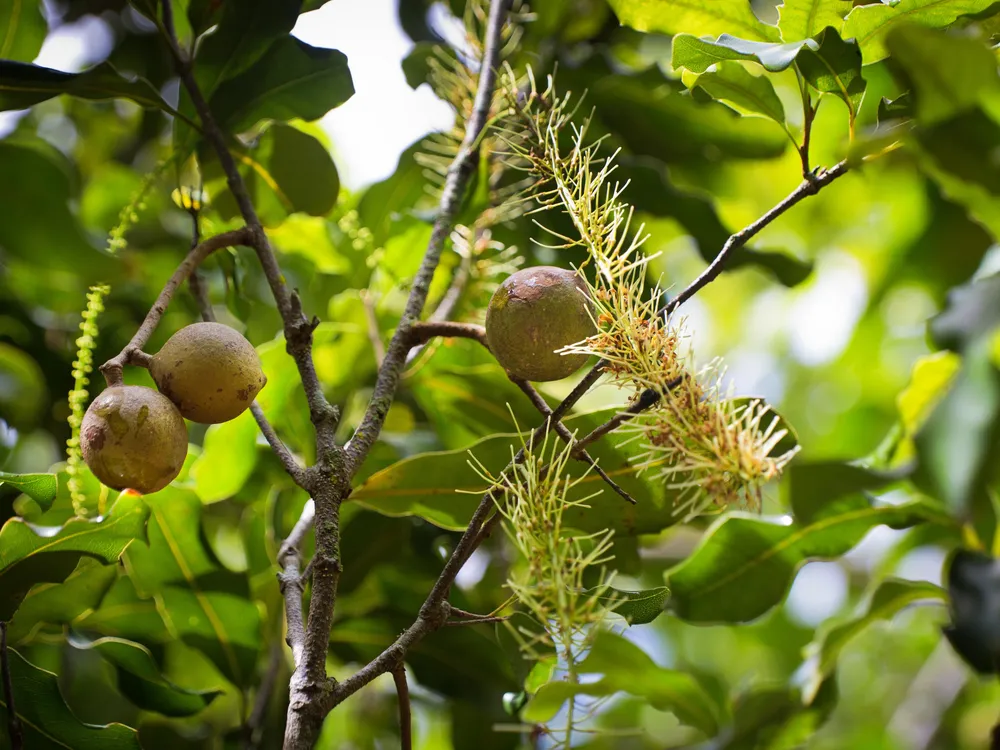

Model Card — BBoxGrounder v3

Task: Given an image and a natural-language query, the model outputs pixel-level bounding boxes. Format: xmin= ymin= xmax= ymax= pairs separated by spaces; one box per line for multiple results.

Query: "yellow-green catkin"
xmin=66 ymin=284 xmax=110 ymax=516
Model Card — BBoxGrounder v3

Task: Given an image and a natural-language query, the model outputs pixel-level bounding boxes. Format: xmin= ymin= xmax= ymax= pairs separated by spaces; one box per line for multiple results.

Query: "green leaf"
xmin=350 ymin=408 xmax=684 ymax=537
xmin=0 ymin=471 xmax=57 ymax=510
xmin=0 ymin=60 xmax=178 ymax=114
xmin=686 ymin=61 xmax=787 ymax=123
xmin=842 ymin=0 xmax=998 ymax=64
xmin=0 ymin=0 xmax=47 ymax=62
xmin=0 ymin=343 xmax=46 ymax=430
xmin=190 ymin=408 xmax=259 ymax=503
xmin=523 ymin=630 xmax=722 ymax=736
xmin=666 ymin=498 xmax=950 ymax=623
xmin=608 ymin=0 xmax=781 ymax=42
xmin=7 ymin=562 xmax=117 ymax=644
xmin=885 ymin=25 xmax=1000 ymax=125
xmin=601 ymin=585 xmax=671 ymax=625
xmin=0 ymin=492 xmax=149 ymax=620
xmin=671 ymin=34 xmax=816 ymax=74
xmin=789 ymin=460 xmax=908 ymax=525
xmin=944 ymin=549 xmax=1000 ymax=673
xmin=204 ymin=122 xmax=340 ymax=225
xmin=777 ymin=0 xmax=852 ymax=41
xmin=0 ymin=648 xmax=142 ymax=749
xmin=796 ymin=27 xmax=866 ymax=124
xmin=914 ymin=339 xmax=1000 ymax=517
xmin=74 ymin=575 xmax=172 ymax=646
xmin=801 ymin=578 xmax=944 ymax=700
xmin=209 ymin=36 xmax=354 ymax=134
xmin=588 ymin=70 xmax=789 ymax=164
xmin=69 ymin=634 xmax=222 ymax=717
xmin=125 ymin=488 xmax=261 ymax=687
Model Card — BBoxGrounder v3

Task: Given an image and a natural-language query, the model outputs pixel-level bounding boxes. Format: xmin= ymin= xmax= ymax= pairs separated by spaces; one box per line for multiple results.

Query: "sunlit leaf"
xmin=671 ymin=34 xmax=815 ymax=74
xmin=0 ymin=471 xmax=57 ymax=510
xmin=69 ymin=634 xmax=222 ymax=717
xmin=843 ymin=0 xmax=998 ymax=63
xmin=0 ymin=649 xmax=142 ymax=749
xmin=778 ymin=0 xmax=852 ymax=41
xmin=523 ymin=630 xmax=722 ymax=735
xmin=0 ymin=0 xmax=46 ymax=62
xmin=0 ymin=492 xmax=149 ymax=620
xmin=608 ymin=0 xmax=781 ymax=42
xmin=685 ymin=61 xmax=787 ymax=124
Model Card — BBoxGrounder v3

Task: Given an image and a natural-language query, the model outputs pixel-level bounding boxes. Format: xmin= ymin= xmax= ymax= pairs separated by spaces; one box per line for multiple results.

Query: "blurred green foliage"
xmin=2 ymin=0 xmax=1000 ymax=748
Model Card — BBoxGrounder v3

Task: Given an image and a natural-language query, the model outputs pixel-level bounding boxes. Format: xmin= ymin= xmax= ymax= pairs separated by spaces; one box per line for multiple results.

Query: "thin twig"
xmin=444 ymin=615 xmax=510 ymax=627
xmin=345 ymin=0 xmax=513 ymax=476
xmin=0 ymin=622 xmax=22 ymax=750
xmin=278 ymin=499 xmax=315 ymax=671
xmin=573 ymin=386 xmax=665 ymax=455
xmin=664 ymin=162 xmax=849 ymax=316
xmin=251 ymin=404 xmax=306 ymax=483
xmin=99 ymin=228 xmax=251 ymax=386
xmin=409 ymin=320 xmax=488 ymax=347
xmin=391 ymin=665 xmax=413 ymax=750
xmin=510 ymin=377 xmax=636 ymax=504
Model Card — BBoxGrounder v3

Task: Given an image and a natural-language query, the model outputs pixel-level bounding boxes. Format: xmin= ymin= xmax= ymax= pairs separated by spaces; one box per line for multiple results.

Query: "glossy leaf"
xmin=0 ymin=0 xmax=46 ymax=62
xmin=842 ymin=0 xmax=998 ymax=63
xmin=0 ymin=60 xmax=177 ymax=114
xmin=588 ymin=71 xmax=789 ymax=164
xmin=0 ymin=492 xmax=149 ymax=620
xmin=0 ymin=649 xmax=142 ymax=749
xmin=7 ymin=562 xmax=117 ymax=644
xmin=209 ymin=36 xmax=354 ymax=134
xmin=0 ymin=471 xmax=57 ymax=510
xmin=125 ymin=488 xmax=261 ymax=687
xmin=789 ymin=460 xmax=908 ymax=525
xmin=671 ymin=34 xmax=815 ymax=74
xmin=601 ymin=585 xmax=671 ymax=625
xmin=205 ymin=122 xmax=340 ymax=224
xmin=350 ymin=408 xmax=684 ymax=536
xmin=608 ymin=0 xmax=781 ymax=42
xmin=190 ymin=408 xmax=260 ymax=503
xmin=777 ymin=0 xmax=852 ymax=41
xmin=666 ymin=498 xmax=950 ymax=623
xmin=686 ymin=61 xmax=787 ymax=123
xmin=69 ymin=634 xmax=222 ymax=717
xmin=801 ymin=578 xmax=944 ymax=700
xmin=796 ymin=27 xmax=866 ymax=124
xmin=523 ymin=630 xmax=722 ymax=735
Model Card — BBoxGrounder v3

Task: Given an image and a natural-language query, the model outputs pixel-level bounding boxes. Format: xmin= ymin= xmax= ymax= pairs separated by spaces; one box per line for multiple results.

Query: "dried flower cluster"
xmin=501 ymin=73 xmax=798 ymax=519
xmin=66 ymin=284 xmax=111 ymax=516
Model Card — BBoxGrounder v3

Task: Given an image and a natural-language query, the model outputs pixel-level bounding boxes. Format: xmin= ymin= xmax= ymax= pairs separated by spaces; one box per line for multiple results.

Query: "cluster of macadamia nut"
xmin=81 ymin=322 xmax=266 ymax=494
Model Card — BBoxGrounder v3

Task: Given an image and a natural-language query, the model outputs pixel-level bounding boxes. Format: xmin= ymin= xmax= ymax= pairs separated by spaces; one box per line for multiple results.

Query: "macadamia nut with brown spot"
xmin=150 ymin=322 xmax=266 ymax=424
xmin=485 ymin=266 xmax=596 ymax=382
xmin=81 ymin=385 xmax=188 ymax=494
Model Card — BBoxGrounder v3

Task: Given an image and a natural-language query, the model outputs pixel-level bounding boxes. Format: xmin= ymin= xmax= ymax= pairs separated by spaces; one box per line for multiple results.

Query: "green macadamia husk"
xmin=150 ymin=322 xmax=266 ymax=424
xmin=485 ymin=266 xmax=596 ymax=382
xmin=81 ymin=385 xmax=188 ymax=495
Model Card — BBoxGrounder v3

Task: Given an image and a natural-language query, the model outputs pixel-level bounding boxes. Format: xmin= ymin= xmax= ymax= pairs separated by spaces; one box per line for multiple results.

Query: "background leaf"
xmin=778 ymin=0 xmax=852 ymax=41
xmin=608 ymin=0 xmax=782 ymax=42
xmin=0 ymin=0 xmax=47 ymax=62
xmin=686 ymin=61 xmax=787 ymax=124
xmin=0 ymin=649 xmax=142 ymax=749
xmin=0 ymin=471 xmax=57 ymax=510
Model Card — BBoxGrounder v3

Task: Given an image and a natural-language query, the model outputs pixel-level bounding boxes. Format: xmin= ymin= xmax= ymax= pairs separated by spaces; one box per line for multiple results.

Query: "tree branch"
xmin=278 ymin=499 xmax=315 ymax=671
xmin=664 ymin=162 xmax=849 ymax=316
xmin=99 ymin=228 xmax=251 ymax=386
xmin=345 ymin=0 xmax=513 ymax=476
xmin=408 ymin=321 xmax=488 ymax=347
xmin=391 ymin=665 xmax=412 ymax=750
xmin=1 ymin=622 xmax=22 ymax=750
